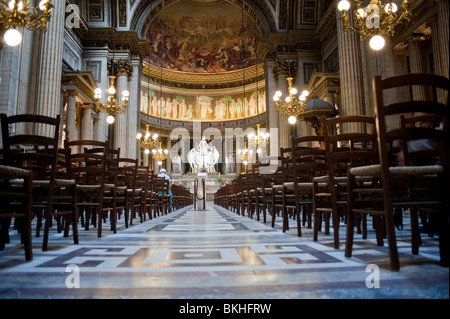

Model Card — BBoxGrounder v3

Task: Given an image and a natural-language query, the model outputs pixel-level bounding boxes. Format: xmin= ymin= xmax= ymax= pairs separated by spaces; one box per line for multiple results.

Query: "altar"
xmin=172 ymin=172 xmax=234 ymax=201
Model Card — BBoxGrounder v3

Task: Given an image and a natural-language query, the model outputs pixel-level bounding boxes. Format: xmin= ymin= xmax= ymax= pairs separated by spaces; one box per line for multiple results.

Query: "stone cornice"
xmin=82 ymin=28 xmax=151 ymax=59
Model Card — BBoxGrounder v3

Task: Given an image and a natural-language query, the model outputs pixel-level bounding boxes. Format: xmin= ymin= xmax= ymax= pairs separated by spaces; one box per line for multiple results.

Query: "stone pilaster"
xmin=35 ymin=0 xmax=65 ymax=135
xmin=437 ymin=0 xmax=449 ymax=79
xmin=66 ymin=92 xmax=78 ymax=141
xmin=408 ymin=35 xmax=427 ymax=101
xmin=112 ymin=59 xmax=133 ymax=158
xmin=336 ymin=3 xmax=365 ymax=133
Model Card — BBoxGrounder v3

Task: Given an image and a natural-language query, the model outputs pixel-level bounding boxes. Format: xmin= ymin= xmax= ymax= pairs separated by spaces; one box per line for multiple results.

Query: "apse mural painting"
xmin=140 ymin=88 xmax=266 ymax=121
xmin=144 ymin=0 xmax=261 ymax=73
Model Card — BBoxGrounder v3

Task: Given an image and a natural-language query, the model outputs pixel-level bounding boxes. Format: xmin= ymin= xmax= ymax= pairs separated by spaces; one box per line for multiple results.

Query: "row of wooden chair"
xmin=0 ymin=114 xmax=192 ymax=261
xmin=216 ymin=73 xmax=449 ymax=271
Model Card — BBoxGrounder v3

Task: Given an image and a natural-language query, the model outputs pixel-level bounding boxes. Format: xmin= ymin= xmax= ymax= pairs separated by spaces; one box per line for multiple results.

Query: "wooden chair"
xmin=153 ymin=176 xmax=170 ymax=216
xmin=116 ymin=158 xmax=138 ymax=228
xmin=65 ymin=140 xmax=118 ymax=238
xmin=0 ymin=165 xmax=33 ymax=260
xmin=1 ymin=114 xmax=78 ymax=251
xmin=288 ymin=135 xmax=327 ymax=236
xmin=346 ymin=73 xmax=450 ymax=270
xmin=272 ymin=147 xmax=294 ymax=233
xmin=135 ymin=165 xmax=152 ymax=222
xmin=313 ymin=115 xmax=378 ymax=249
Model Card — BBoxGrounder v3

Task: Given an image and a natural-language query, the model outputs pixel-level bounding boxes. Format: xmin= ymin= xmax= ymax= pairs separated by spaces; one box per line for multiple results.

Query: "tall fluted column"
xmin=273 ymin=60 xmax=297 ymax=150
xmin=112 ymin=59 xmax=132 ymax=157
xmin=66 ymin=92 xmax=78 ymax=141
xmin=429 ymin=18 xmax=446 ymax=104
xmin=437 ymin=0 xmax=449 ymax=79
xmin=336 ymin=3 xmax=365 ymax=133
xmin=35 ymin=0 xmax=65 ymax=135
xmin=408 ymin=35 xmax=427 ymax=101
xmin=81 ymin=106 xmax=92 ymax=141
xmin=127 ymin=58 xmax=141 ymax=159
xmin=265 ymin=60 xmax=279 ymax=142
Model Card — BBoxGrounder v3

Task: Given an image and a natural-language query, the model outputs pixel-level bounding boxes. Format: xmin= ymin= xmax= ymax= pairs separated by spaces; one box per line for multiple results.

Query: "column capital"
xmin=273 ymin=60 xmax=298 ymax=80
xmin=108 ymin=59 xmax=134 ymax=79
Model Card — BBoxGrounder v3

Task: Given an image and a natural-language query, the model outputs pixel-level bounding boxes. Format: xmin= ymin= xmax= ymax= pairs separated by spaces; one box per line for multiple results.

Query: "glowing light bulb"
xmin=157 ymin=161 xmax=162 ymax=166
xmin=152 ymin=133 xmax=159 ymax=140
xmin=144 ymin=149 xmax=150 ymax=155
xmin=136 ymin=132 xmax=142 ymax=139
xmin=370 ymin=35 xmax=385 ymax=51
xmin=385 ymin=3 xmax=398 ymax=13
xmin=4 ymin=28 xmax=22 ymax=46
xmin=288 ymin=116 xmax=297 ymax=125
xmin=106 ymin=115 xmax=115 ymax=124
xmin=290 ymin=87 xmax=298 ymax=95
xmin=337 ymin=0 xmax=350 ymax=11
xmin=39 ymin=0 xmax=49 ymax=11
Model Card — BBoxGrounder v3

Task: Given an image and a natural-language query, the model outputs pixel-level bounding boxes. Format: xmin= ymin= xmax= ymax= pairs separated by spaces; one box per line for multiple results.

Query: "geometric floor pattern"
xmin=0 ymin=202 xmax=448 ymax=300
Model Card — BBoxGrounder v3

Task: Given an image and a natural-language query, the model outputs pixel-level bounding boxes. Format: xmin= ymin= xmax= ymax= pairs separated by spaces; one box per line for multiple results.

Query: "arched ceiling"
xmin=131 ymin=0 xmax=274 ymax=89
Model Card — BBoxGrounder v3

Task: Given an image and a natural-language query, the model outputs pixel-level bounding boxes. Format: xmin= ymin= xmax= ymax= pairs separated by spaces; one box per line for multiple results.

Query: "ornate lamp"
xmin=0 ymin=0 xmax=53 ymax=46
xmin=152 ymin=141 xmax=169 ymax=166
xmin=273 ymin=77 xmax=310 ymax=125
xmin=247 ymin=124 xmax=270 ymax=162
xmin=93 ymin=75 xmax=129 ymax=124
xmin=337 ymin=0 xmax=412 ymax=50
xmin=237 ymin=141 xmax=252 ymax=167
xmin=136 ymin=124 xmax=159 ymax=155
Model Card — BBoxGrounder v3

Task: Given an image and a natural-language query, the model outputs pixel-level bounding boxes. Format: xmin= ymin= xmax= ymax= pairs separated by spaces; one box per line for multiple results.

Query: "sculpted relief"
xmin=140 ymin=89 xmax=266 ymax=122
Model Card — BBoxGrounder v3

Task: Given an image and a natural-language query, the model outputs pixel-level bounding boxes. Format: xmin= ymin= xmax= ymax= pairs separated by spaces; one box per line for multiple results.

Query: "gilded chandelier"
xmin=93 ymin=75 xmax=129 ymax=124
xmin=152 ymin=141 xmax=169 ymax=163
xmin=0 ymin=0 xmax=53 ymax=46
xmin=136 ymin=124 xmax=159 ymax=154
xmin=273 ymin=77 xmax=309 ymax=125
xmin=337 ymin=0 xmax=412 ymax=50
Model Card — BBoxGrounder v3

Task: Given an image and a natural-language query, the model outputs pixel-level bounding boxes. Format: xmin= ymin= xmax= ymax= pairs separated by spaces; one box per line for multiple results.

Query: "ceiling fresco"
xmin=144 ymin=0 xmax=262 ymax=74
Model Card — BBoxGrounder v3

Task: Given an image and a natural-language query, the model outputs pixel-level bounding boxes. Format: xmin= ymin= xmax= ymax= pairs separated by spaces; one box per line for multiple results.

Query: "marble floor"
xmin=0 ymin=202 xmax=448 ymax=300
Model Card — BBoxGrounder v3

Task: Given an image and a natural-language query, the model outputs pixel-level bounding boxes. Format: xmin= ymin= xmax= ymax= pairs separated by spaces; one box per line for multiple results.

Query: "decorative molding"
xmin=119 ymin=0 xmax=127 ymax=27
xmin=273 ymin=60 xmax=298 ymax=79
xmin=109 ymin=59 xmax=134 ymax=79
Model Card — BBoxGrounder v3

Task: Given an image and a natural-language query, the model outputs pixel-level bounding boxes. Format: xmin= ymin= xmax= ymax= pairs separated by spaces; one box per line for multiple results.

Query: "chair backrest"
xmin=279 ymin=147 xmax=294 ymax=183
xmin=136 ymin=165 xmax=151 ymax=193
xmin=117 ymin=158 xmax=138 ymax=189
xmin=1 ymin=114 xmax=61 ymax=182
xmin=154 ymin=175 xmax=169 ymax=194
xmin=64 ymin=140 xmax=109 ymax=186
xmin=373 ymin=73 xmax=450 ymax=173
xmin=400 ymin=114 xmax=445 ymax=166
xmin=290 ymin=135 xmax=327 ymax=183
xmin=321 ymin=115 xmax=378 ymax=178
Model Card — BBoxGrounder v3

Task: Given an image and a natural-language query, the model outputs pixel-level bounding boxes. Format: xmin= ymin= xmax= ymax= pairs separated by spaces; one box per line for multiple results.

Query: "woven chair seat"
xmin=350 ymin=164 xmax=443 ymax=177
xmin=0 ymin=165 xmax=30 ymax=180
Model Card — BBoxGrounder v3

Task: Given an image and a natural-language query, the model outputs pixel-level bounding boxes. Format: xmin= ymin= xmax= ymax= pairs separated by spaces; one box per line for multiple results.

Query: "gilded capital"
xmin=273 ymin=60 xmax=298 ymax=79
xmin=108 ymin=59 xmax=134 ymax=79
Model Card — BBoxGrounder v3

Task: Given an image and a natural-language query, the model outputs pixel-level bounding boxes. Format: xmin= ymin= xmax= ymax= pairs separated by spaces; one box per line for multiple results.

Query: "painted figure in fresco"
xmin=165 ymin=98 xmax=172 ymax=119
xmin=179 ymin=99 xmax=187 ymax=119
xmin=229 ymin=99 xmax=236 ymax=119
xmin=183 ymin=104 xmax=193 ymax=121
xmin=159 ymin=97 xmax=165 ymax=117
xmin=249 ymin=94 xmax=256 ymax=116
xmin=171 ymin=98 xmax=179 ymax=119
xmin=235 ymin=97 xmax=243 ymax=117
xmin=151 ymin=95 xmax=158 ymax=116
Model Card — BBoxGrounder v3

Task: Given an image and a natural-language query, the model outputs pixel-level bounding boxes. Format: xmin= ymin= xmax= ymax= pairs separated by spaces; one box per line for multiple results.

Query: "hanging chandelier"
xmin=0 ymin=0 xmax=53 ymax=46
xmin=237 ymin=141 xmax=252 ymax=167
xmin=136 ymin=124 xmax=159 ymax=154
xmin=152 ymin=141 xmax=169 ymax=166
xmin=273 ymin=76 xmax=310 ymax=125
xmin=247 ymin=124 xmax=269 ymax=161
xmin=337 ymin=0 xmax=412 ymax=50
xmin=93 ymin=75 xmax=129 ymax=124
